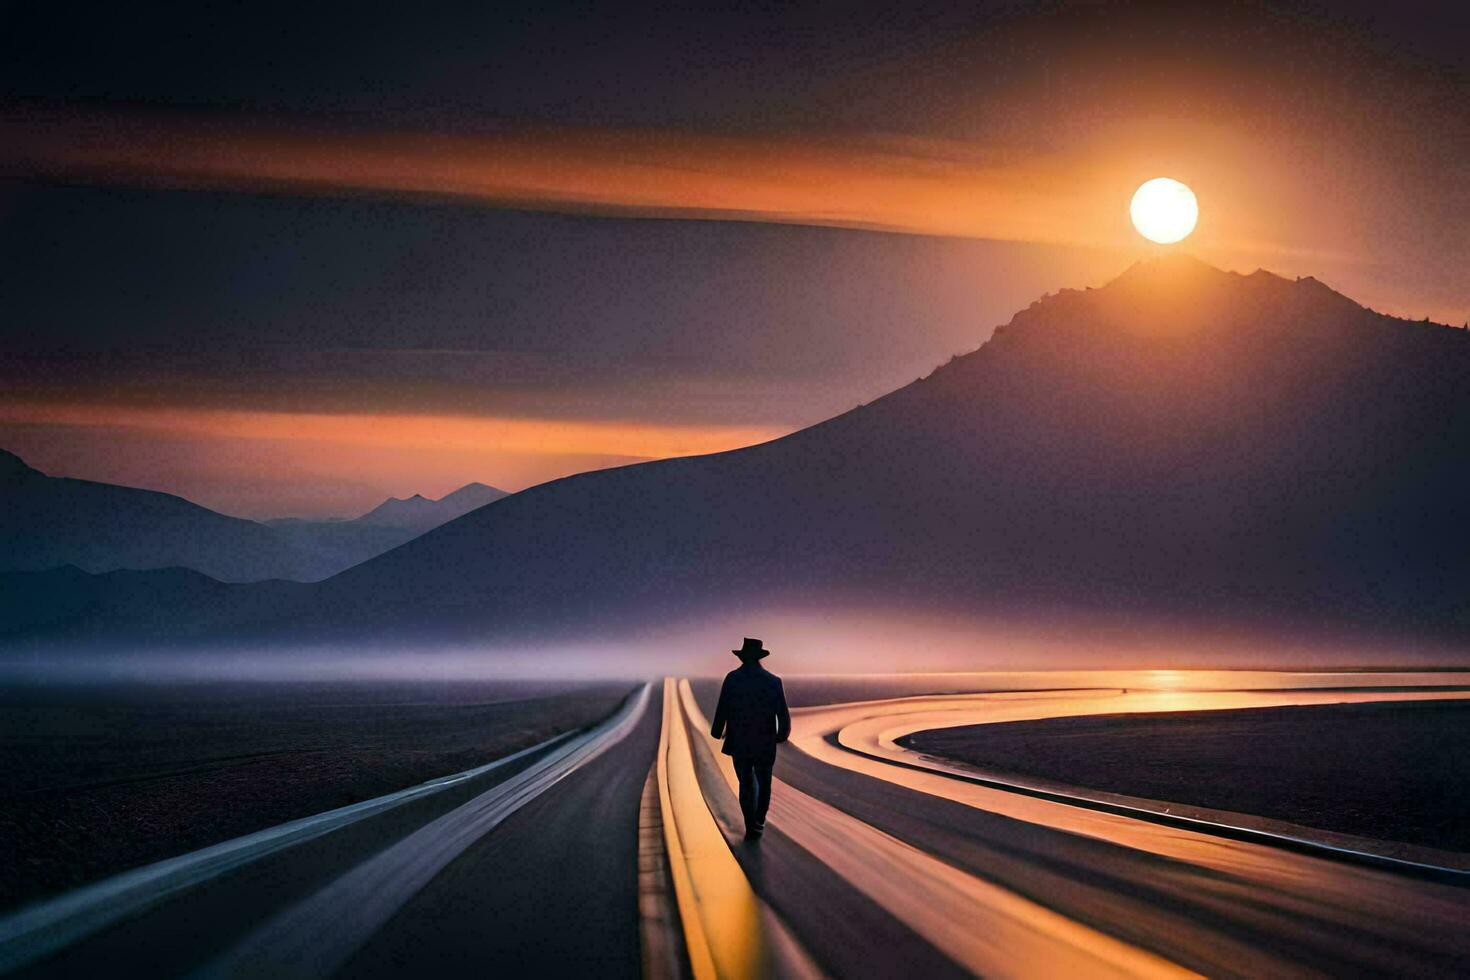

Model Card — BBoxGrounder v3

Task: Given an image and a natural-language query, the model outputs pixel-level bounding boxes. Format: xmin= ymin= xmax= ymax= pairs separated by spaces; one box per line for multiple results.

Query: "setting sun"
xmin=1130 ymin=177 xmax=1198 ymax=244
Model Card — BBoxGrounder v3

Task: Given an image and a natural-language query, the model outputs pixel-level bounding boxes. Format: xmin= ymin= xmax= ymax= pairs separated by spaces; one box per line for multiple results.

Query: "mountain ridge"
xmin=0 ymin=454 xmax=328 ymax=584
xmin=0 ymin=452 xmax=512 ymax=584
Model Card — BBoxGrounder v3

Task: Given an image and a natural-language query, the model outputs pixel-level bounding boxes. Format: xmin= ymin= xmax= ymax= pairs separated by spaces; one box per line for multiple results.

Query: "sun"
xmin=1130 ymin=177 xmax=1198 ymax=244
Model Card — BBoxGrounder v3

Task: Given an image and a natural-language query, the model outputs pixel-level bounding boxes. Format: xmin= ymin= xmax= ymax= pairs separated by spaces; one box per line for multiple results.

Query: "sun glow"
xmin=1130 ymin=178 xmax=1198 ymax=244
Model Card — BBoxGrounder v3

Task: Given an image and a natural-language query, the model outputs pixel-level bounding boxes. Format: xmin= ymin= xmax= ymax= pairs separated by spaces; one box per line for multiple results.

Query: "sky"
xmin=1 ymin=0 xmax=1466 ymax=518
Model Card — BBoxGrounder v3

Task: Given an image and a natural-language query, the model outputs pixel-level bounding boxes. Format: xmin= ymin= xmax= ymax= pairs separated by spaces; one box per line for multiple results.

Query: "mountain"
xmin=0 ymin=452 xmax=510 ymax=584
xmin=10 ymin=257 xmax=1470 ymax=651
xmin=351 ymin=483 xmax=509 ymax=532
xmin=263 ymin=482 xmax=510 ymax=575
xmin=0 ymin=565 xmax=308 ymax=641
xmin=0 ymin=451 xmax=326 ymax=583
xmin=307 ymin=256 xmax=1470 ymax=646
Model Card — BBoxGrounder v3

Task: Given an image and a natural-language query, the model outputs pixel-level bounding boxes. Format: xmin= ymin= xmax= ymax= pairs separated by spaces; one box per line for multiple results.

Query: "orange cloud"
xmin=0 ymin=400 xmax=794 ymax=516
xmin=1 ymin=105 xmax=1110 ymax=247
xmin=0 ymin=401 xmax=786 ymax=462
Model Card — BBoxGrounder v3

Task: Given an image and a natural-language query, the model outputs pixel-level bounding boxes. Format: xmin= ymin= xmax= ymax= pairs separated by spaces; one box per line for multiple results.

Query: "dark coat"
xmin=710 ymin=662 xmax=791 ymax=757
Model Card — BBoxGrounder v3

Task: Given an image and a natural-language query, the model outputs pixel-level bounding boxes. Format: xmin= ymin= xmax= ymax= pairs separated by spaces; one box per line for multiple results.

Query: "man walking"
xmin=710 ymin=637 xmax=791 ymax=839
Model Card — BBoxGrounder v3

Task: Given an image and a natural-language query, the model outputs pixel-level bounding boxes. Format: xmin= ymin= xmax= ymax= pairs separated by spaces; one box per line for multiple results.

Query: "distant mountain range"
xmin=0 ymin=451 xmax=507 ymax=584
xmin=341 ymin=484 xmax=507 ymax=532
xmin=7 ymin=256 xmax=1469 ymax=652
xmin=262 ymin=483 xmax=508 ymax=578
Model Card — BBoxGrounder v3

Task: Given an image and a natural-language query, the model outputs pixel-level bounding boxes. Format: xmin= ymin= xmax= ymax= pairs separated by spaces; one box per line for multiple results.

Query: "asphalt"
xmin=339 ymin=692 xmax=660 ymax=979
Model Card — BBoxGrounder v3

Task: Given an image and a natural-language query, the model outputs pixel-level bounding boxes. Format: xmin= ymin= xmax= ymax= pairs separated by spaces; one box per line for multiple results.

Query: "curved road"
xmin=764 ymin=681 xmax=1470 ymax=977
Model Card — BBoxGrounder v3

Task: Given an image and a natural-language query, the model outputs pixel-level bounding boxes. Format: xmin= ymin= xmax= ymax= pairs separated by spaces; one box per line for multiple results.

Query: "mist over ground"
xmin=3 ymin=600 xmax=1462 ymax=686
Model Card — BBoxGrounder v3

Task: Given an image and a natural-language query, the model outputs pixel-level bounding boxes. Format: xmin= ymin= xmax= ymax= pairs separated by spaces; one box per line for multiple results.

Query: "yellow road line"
xmin=657 ymin=677 xmax=770 ymax=980
xmin=675 ymin=680 xmax=741 ymax=800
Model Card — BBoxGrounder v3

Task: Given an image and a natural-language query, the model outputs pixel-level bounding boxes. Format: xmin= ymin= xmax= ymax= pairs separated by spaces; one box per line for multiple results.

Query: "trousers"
xmin=730 ymin=750 xmax=776 ymax=831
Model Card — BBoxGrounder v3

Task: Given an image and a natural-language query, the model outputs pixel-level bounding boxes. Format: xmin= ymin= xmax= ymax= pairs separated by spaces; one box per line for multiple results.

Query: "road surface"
xmin=2 ymin=671 xmax=1468 ymax=977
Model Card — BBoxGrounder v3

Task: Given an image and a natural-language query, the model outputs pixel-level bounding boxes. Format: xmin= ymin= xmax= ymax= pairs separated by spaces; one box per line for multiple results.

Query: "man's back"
xmin=711 ymin=662 xmax=791 ymax=757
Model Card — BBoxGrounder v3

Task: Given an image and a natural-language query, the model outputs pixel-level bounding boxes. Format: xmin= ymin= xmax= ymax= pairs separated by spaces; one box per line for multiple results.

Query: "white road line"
xmin=196 ymin=682 xmax=652 ymax=980
xmin=0 ymin=722 xmax=583 ymax=976
xmin=824 ymin=689 xmax=1470 ymax=875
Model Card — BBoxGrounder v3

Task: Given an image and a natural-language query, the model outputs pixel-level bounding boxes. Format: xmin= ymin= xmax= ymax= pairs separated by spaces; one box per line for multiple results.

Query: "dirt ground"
xmin=902 ymin=698 xmax=1470 ymax=853
xmin=0 ymin=679 xmax=632 ymax=910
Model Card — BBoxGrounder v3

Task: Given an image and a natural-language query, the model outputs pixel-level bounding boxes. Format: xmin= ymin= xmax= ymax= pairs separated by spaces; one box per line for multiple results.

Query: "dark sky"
xmin=4 ymin=1 xmax=1463 ymax=134
xmin=1 ymin=1 xmax=1465 ymax=516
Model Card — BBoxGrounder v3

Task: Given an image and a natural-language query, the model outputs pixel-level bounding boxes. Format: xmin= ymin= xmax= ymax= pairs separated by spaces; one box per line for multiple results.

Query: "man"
xmin=710 ymin=637 xmax=791 ymax=839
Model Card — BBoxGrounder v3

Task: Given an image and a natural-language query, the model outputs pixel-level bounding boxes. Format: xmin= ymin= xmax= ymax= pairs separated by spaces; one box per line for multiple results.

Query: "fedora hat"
xmin=732 ymin=637 xmax=769 ymax=660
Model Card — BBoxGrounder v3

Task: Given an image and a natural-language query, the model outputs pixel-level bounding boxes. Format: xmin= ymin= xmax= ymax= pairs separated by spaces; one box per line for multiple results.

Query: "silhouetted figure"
xmin=711 ymin=637 xmax=791 ymax=839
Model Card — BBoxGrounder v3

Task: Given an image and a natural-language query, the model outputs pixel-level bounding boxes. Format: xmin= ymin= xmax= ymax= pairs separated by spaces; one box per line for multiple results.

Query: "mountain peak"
xmin=0 ymin=449 xmax=42 ymax=481
xmin=438 ymin=481 xmax=507 ymax=502
xmin=353 ymin=481 xmax=509 ymax=530
xmin=981 ymin=255 xmax=1385 ymax=356
xmin=1097 ymin=254 xmax=1271 ymax=308
xmin=356 ymin=494 xmax=440 ymax=526
xmin=1097 ymin=254 xmax=1365 ymax=315
xmin=1109 ymin=251 xmax=1221 ymax=285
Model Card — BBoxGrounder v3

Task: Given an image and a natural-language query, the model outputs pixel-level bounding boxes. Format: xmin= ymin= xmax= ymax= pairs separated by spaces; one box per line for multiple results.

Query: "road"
xmin=3 ymin=671 xmax=1468 ymax=977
